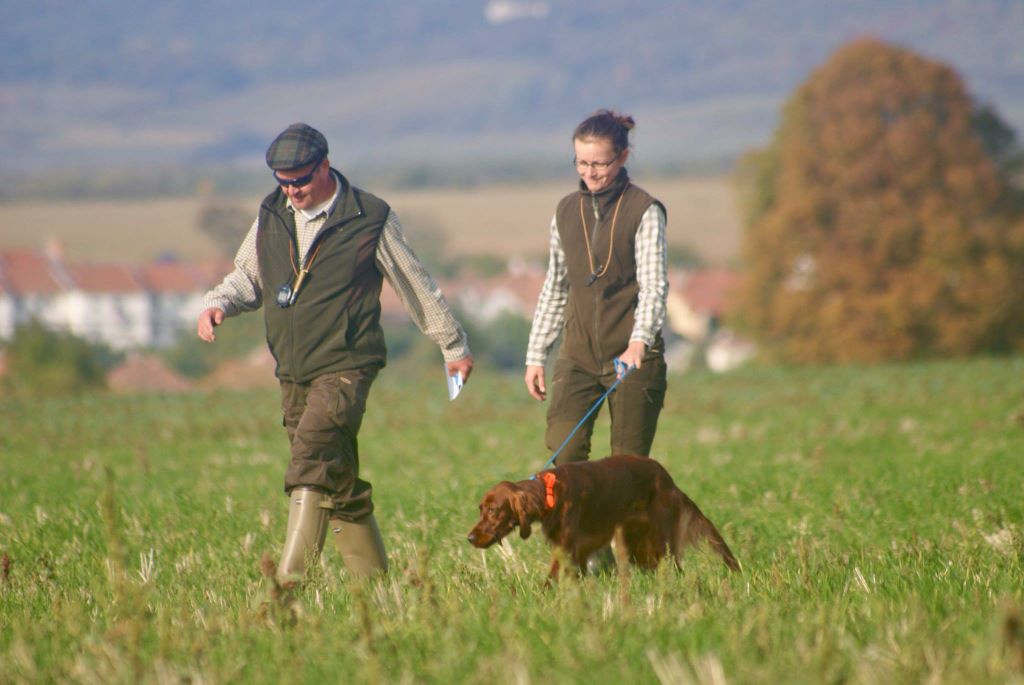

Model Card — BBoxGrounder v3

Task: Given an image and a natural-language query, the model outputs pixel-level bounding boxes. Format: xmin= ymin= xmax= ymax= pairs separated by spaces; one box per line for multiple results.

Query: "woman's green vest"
xmin=554 ymin=170 xmax=665 ymax=375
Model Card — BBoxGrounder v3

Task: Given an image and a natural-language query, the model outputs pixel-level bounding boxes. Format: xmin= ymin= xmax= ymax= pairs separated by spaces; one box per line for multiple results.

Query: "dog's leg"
xmin=612 ymin=526 xmax=631 ymax=568
xmin=544 ymin=553 xmax=563 ymax=588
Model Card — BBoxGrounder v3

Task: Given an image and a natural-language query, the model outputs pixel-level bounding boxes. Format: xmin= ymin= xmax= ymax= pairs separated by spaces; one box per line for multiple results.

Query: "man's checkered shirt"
xmin=202 ymin=172 xmax=469 ymax=362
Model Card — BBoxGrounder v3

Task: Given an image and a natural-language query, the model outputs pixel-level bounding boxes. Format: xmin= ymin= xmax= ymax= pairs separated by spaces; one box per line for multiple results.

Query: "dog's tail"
xmin=674 ymin=491 xmax=741 ymax=572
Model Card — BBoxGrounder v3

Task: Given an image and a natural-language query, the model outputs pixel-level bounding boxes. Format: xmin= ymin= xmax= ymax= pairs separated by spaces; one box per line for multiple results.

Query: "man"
xmin=197 ymin=123 xmax=473 ymax=583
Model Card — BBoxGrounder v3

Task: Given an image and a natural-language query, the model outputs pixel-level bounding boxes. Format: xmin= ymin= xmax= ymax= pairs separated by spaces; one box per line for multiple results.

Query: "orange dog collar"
xmin=541 ymin=472 xmax=557 ymax=508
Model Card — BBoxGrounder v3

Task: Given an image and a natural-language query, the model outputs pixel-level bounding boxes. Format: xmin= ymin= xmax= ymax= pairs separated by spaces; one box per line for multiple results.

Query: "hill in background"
xmin=2 ymin=0 xmax=1022 ymax=195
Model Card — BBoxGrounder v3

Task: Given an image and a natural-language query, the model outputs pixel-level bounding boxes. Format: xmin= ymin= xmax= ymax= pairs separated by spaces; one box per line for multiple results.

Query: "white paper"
xmin=446 ymin=369 xmax=464 ymax=401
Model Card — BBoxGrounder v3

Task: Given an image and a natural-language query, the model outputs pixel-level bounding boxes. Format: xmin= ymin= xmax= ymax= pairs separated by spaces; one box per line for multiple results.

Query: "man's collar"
xmin=287 ymin=170 xmax=341 ymax=220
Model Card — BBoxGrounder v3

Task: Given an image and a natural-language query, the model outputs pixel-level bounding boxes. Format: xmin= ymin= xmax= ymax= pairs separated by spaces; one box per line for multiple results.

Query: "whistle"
xmin=290 ymin=269 xmax=310 ymax=305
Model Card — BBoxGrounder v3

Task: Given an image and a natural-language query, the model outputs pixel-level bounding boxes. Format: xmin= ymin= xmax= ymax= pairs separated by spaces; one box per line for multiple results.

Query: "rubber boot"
xmin=277 ymin=487 xmax=332 ymax=584
xmin=330 ymin=514 xmax=388 ymax=580
xmin=585 ymin=544 xmax=617 ymax=576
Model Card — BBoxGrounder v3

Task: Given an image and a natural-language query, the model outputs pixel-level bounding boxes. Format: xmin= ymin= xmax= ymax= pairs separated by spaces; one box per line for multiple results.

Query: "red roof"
xmin=139 ymin=262 xmax=206 ymax=293
xmin=485 ymin=269 xmax=545 ymax=308
xmin=194 ymin=259 xmax=236 ymax=289
xmin=0 ymin=249 xmax=67 ymax=295
xmin=65 ymin=263 xmax=144 ymax=294
xmin=442 ymin=267 xmax=545 ymax=316
xmin=679 ymin=269 xmax=741 ymax=317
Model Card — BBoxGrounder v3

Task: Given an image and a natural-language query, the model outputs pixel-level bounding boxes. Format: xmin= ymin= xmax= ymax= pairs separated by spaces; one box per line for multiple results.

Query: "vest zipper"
xmin=282 ymin=217 xmax=300 ymax=379
xmin=591 ymin=193 xmax=605 ymax=371
xmin=287 ymin=210 xmax=364 ymax=378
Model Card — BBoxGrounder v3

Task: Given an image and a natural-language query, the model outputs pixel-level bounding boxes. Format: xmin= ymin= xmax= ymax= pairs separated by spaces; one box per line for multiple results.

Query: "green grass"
xmin=1 ymin=358 xmax=1022 ymax=684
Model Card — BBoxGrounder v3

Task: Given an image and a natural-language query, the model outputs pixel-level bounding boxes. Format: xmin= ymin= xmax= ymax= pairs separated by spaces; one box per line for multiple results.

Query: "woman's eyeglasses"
xmin=573 ymin=154 xmax=620 ymax=171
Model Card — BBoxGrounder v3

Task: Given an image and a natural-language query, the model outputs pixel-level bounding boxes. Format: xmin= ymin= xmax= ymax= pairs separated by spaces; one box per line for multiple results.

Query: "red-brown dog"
xmin=467 ymin=455 xmax=740 ymax=579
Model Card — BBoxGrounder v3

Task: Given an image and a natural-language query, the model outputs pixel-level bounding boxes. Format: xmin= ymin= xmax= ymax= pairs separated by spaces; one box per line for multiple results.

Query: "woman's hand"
xmin=616 ymin=340 xmax=647 ymax=376
xmin=525 ymin=365 xmax=547 ymax=401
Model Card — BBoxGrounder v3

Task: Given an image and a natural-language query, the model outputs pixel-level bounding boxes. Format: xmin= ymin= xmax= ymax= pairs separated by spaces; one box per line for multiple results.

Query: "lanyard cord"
xmin=284 ymin=235 xmax=327 ymax=305
xmin=579 ymin=183 xmax=627 ymax=282
xmin=288 ymin=237 xmax=326 ymax=277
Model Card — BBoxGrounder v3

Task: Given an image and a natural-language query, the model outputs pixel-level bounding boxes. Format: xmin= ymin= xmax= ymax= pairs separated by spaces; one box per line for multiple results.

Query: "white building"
xmin=0 ymin=248 xmax=70 ymax=335
xmin=63 ymin=263 xmax=152 ymax=350
xmin=140 ymin=262 xmax=209 ymax=349
xmin=0 ymin=272 xmax=14 ymax=341
xmin=664 ymin=268 xmax=757 ymax=372
xmin=0 ymin=248 xmax=226 ymax=351
xmin=445 ymin=264 xmax=545 ymax=325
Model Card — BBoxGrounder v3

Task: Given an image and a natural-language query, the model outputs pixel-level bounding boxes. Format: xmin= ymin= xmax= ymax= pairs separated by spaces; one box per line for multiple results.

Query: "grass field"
xmin=0 ymin=175 xmax=742 ymax=266
xmin=1 ymin=358 xmax=1023 ymax=684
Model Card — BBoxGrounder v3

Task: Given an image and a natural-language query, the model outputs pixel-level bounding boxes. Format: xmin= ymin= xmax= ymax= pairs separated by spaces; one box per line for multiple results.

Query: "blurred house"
xmin=1 ymin=246 xmax=757 ymax=373
xmin=192 ymin=259 xmax=236 ymax=294
xmin=666 ymin=268 xmax=738 ymax=342
xmin=0 ymin=247 xmax=225 ymax=351
xmin=0 ymin=248 xmax=70 ymax=338
xmin=63 ymin=262 xmax=151 ymax=349
xmin=446 ymin=261 xmax=545 ymax=324
xmin=139 ymin=261 xmax=210 ymax=348
xmin=705 ymin=329 xmax=758 ymax=374
xmin=379 ymin=259 xmax=545 ymax=327
xmin=0 ymin=265 xmax=14 ymax=342
xmin=665 ymin=268 xmax=756 ymax=372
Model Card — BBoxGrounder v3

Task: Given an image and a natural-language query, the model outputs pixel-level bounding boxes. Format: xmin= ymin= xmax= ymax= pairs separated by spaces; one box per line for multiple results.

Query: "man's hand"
xmin=525 ymin=364 xmax=546 ymax=401
xmin=197 ymin=307 xmax=225 ymax=342
xmin=446 ymin=354 xmax=474 ymax=383
xmin=617 ymin=340 xmax=647 ymax=377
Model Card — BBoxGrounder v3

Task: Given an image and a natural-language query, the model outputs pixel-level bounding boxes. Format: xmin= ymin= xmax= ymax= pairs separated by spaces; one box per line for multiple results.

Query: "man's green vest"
xmin=257 ymin=170 xmax=391 ymax=383
xmin=554 ymin=170 xmax=665 ymax=375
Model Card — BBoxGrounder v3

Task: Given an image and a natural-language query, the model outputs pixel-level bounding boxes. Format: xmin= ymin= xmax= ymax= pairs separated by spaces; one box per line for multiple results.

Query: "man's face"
xmin=274 ymin=158 xmax=332 ymax=210
xmin=574 ymin=137 xmax=628 ymax=193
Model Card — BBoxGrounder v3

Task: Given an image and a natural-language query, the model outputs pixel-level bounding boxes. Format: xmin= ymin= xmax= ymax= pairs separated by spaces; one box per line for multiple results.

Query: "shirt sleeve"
xmin=629 ymin=203 xmax=668 ymax=347
xmin=201 ymin=216 xmax=263 ymax=317
xmin=375 ymin=209 xmax=471 ymax=362
xmin=525 ymin=215 xmax=569 ymax=367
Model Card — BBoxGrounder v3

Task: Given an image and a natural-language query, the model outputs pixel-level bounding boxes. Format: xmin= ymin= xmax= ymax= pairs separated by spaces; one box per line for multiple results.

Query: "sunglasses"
xmin=273 ymin=163 xmax=321 ymax=188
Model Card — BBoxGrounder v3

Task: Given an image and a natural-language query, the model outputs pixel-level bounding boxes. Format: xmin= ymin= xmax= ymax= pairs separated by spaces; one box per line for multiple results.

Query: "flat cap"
xmin=265 ymin=123 xmax=328 ymax=171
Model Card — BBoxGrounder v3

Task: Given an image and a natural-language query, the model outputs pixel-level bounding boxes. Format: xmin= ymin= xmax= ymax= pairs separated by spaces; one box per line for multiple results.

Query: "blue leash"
xmin=531 ymin=358 xmax=635 ymax=478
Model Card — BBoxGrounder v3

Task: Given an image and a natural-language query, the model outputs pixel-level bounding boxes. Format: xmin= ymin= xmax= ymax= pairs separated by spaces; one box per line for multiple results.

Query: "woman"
xmin=525 ymin=109 xmax=669 ymax=466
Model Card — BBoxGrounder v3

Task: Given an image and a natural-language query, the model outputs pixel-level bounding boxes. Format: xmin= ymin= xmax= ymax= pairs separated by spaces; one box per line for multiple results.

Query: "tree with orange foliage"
xmin=735 ymin=38 xmax=1024 ymax=363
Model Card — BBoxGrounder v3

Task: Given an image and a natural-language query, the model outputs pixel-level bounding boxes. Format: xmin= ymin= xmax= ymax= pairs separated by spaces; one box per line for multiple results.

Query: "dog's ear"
xmin=510 ymin=491 xmax=533 ymax=540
